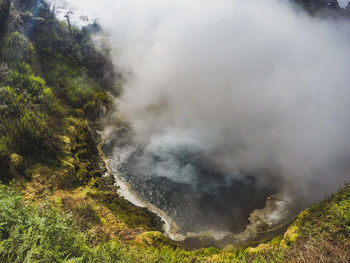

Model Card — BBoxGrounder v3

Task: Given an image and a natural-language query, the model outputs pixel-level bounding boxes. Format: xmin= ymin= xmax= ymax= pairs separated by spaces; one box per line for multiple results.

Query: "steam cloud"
xmin=68 ymin=0 xmax=350 ymax=201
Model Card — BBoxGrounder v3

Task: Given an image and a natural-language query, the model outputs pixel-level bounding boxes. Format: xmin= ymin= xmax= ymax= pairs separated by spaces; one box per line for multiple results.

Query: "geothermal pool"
xmin=103 ymin=128 xmax=285 ymax=236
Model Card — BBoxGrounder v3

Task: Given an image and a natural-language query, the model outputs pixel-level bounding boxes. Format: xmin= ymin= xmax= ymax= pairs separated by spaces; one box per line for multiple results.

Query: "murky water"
xmin=103 ymin=129 xmax=282 ymax=235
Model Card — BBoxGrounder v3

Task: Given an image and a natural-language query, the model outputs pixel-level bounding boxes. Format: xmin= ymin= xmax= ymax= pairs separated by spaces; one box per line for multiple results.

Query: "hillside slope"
xmin=0 ymin=0 xmax=349 ymax=262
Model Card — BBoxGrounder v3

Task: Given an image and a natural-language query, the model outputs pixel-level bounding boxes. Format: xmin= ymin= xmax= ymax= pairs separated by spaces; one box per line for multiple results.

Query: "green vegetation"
xmin=0 ymin=0 xmax=113 ymax=182
xmin=0 ymin=30 xmax=60 ymax=181
xmin=0 ymin=184 xmax=88 ymax=262
xmin=0 ymin=183 xmax=349 ymax=262
xmin=87 ymin=189 xmax=163 ymax=231
xmin=281 ymin=185 xmax=350 ymax=262
xmin=205 ymin=185 xmax=350 ymax=262
xmin=0 ymin=184 xmax=221 ymax=263
xmin=0 ymin=0 xmax=349 ymax=262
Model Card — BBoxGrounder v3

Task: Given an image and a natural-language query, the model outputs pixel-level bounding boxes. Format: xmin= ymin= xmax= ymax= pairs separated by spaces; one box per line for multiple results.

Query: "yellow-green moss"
xmin=280 ymin=225 xmax=300 ymax=248
xmin=135 ymin=231 xmax=175 ymax=247
xmin=10 ymin=153 xmax=23 ymax=168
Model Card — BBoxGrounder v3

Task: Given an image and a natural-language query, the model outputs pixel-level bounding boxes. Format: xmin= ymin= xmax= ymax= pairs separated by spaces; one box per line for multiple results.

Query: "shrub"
xmin=0 ymin=185 xmax=89 ymax=262
xmin=0 ymin=32 xmax=36 ymax=67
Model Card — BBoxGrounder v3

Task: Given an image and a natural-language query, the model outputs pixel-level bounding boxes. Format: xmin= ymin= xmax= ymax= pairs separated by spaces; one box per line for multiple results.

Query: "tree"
xmin=14 ymin=0 xmax=37 ymax=10
xmin=0 ymin=0 xmax=11 ymax=36
xmin=65 ymin=11 xmax=73 ymax=36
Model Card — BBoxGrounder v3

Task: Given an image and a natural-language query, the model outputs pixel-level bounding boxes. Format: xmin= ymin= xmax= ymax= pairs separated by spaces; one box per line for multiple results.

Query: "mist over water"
xmin=67 ymin=0 xmax=350 ymax=233
xmin=103 ymin=130 xmax=283 ymax=233
xmin=339 ymin=0 xmax=349 ymax=7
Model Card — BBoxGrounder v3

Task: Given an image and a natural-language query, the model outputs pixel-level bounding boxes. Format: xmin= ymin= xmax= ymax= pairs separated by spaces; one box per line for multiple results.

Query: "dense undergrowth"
xmin=0 ymin=0 xmax=349 ymax=262
xmin=0 ymin=181 xmax=349 ymax=262
xmin=0 ymin=184 xmax=218 ymax=263
xmin=0 ymin=0 xmax=114 ymax=183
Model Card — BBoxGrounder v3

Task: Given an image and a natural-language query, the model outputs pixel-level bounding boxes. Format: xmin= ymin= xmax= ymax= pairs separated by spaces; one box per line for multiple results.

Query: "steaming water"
xmin=61 ymin=0 xmax=350 ymax=242
xmin=103 ymin=129 xmax=282 ymax=235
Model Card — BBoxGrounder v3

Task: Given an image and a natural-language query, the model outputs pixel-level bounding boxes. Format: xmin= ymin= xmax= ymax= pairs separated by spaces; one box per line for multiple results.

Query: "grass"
xmin=87 ymin=189 xmax=163 ymax=231
xmin=1 ymin=179 xmax=348 ymax=262
xmin=1 ymin=1 xmax=349 ymax=262
xmin=0 ymin=184 xmax=223 ymax=262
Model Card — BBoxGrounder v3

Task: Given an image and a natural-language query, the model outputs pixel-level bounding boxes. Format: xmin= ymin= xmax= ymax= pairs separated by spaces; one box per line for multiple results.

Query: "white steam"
xmin=68 ymin=0 xmax=350 ymax=199
xmin=339 ymin=0 xmax=349 ymax=7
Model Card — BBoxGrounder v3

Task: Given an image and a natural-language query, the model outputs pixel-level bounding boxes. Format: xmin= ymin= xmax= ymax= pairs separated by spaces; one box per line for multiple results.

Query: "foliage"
xmin=242 ymin=184 xmax=350 ymax=263
xmin=0 ymin=0 xmax=11 ymax=36
xmin=0 ymin=1 xmax=349 ymax=263
xmin=0 ymin=32 xmax=36 ymax=67
xmin=87 ymin=189 xmax=164 ymax=231
xmin=0 ymin=184 xmax=88 ymax=262
xmin=8 ymin=181 xmax=348 ymax=262
xmin=0 ymin=184 xmax=221 ymax=263
xmin=0 ymin=71 xmax=59 ymax=173
xmin=0 ymin=1 xmax=112 ymax=181
xmin=25 ymin=0 xmax=116 ymax=110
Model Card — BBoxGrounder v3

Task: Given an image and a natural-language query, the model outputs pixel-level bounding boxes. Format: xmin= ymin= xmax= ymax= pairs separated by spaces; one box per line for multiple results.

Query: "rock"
xmin=89 ymin=127 xmax=101 ymax=144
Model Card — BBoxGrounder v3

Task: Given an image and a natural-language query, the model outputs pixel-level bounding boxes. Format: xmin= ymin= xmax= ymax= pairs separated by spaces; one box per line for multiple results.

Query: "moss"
xmin=207 ymin=249 xmax=246 ymax=263
xmin=87 ymin=190 xmax=163 ymax=231
xmin=245 ymin=243 xmax=271 ymax=253
xmin=135 ymin=231 xmax=176 ymax=248
xmin=9 ymin=153 xmax=23 ymax=169
xmin=280 ymin=225 xmax=300 ymax=248
xmin=58 ymin=135 xmax=72 ymax=155
xmin=1 ymin=2 xmax=350 ymax=262
xmin=244 ymin=236 xmax=283 ymax=254
xmin=268 ymin=235 xmax=283 ymax=247
xmin=77 ymin=168 xmax=90 ymax=182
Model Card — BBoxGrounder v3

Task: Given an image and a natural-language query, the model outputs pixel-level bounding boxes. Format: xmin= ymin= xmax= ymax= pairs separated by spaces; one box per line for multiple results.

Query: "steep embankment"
xmin=0 ymin=1 xmax=349 ymax=262
xmin=0 ymin=174 xmax=349 ymax=262
xmin=0 ymin=0 xmax=163 ymax=252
